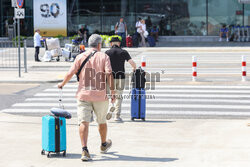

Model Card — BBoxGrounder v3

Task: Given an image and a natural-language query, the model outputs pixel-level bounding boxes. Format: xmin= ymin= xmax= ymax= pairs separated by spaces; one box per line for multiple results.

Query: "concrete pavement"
xmin=1 ymin=47 xmax=250 ymax=166
xmin=0 ymin=113 xmax=250 ymax=167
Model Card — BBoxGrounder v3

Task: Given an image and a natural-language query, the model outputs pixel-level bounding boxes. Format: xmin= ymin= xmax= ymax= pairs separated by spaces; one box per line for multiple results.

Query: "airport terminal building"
xmin=1 ymin=0 xmax=250 ymax=37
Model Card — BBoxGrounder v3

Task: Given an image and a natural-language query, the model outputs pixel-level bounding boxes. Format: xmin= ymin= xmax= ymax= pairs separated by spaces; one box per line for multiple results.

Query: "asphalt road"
xmin=1 ymin=48 xmax=250 ymax=119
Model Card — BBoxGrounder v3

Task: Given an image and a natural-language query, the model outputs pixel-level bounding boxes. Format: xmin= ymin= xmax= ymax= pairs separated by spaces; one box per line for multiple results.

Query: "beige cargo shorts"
xmin=77 ymin=100 xmax=108 ymax=125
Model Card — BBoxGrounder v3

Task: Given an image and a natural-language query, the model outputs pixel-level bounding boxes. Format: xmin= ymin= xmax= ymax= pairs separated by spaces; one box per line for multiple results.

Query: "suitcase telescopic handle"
xmin=58 ymin=89 xmax=64 ymax=109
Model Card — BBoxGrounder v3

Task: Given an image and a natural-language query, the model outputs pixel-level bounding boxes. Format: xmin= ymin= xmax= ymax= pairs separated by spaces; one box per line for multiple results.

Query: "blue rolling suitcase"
xmin=147 ymin=36 xmax=156 ymax=47
xmin=41 ymin=115 xmax=67 ymax=157
xmin=131 ymin=88 xmax=146 ymax=121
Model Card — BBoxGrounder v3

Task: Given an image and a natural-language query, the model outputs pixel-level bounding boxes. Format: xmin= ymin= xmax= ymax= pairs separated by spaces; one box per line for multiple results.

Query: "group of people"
xmin=135 ymin=17 xmax=159 ymax=47
xmin=115 ymin=17 xmax=159 ymax=47
xmin=58 ymin=34 xmax=136 ymax=161
xmin=78 ymin=25 xmax=90 ymax=44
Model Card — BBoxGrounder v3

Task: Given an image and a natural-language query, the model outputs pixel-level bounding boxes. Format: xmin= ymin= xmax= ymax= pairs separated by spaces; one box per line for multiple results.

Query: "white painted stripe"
xmin=25 ymin=98 xmax=76 ymax=101
xmin=24 ymin=98 xmax=250 ymax=104
xmin=13 ymin=103 xmax=77 ymax=107
xmin=55 ymin=84 xmax=250 ymax=89
xmin=34 ymin=93 xmax=250 ymax=98
xmin=3 ymin=109 xmax=250 ymax=116
xmin=44 ymin=89 xmax=250 ymax=94
xmin=12 ymin=103 xmax=250 ymax=110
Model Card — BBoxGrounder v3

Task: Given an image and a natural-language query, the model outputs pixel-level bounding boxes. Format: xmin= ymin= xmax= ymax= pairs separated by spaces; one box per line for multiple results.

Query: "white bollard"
xmin=192 ymin=56 xmax=197 ymax=82
xmin=141 ymin=55 xmax=146 ymax=70
xmin=242 ymin=55 xmax=247 ymax=81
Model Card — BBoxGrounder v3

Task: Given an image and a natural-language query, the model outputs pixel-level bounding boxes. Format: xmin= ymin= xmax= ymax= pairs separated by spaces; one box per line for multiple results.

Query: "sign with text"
xmin=33 ymin=0 xmax=67 ymax=36
xmin=15 ymin=8 xmax=25 ymax=19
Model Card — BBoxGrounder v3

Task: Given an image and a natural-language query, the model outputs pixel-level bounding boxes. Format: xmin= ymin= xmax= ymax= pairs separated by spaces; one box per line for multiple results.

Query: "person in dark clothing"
xmin=159 ymin=16 xmax=167 ymax=35
xmin=151 ymin=25 xmax=159 ymax=41
xmin=105 ymin=37 xmax=136 ymax=122
xmin=145 ymin=16 xmax=152 ymax=33
xmin=78 ymin=25 xmax=89 ymax=43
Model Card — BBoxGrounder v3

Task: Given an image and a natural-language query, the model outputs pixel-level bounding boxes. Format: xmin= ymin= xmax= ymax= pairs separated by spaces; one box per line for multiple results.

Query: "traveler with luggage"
xmin=78 ymin=25 xmax=89 ymax=44
xmin=105 ymin=37 xmax=136 ymax=122
xmin=151 ymin=25 xmax=159 ymax=42
xmin=138 ymin=19 xmax=147 ymax=47
xmin=136 ymin=17 xmax=142 ymax=35
xmin=115 ymin=17 xmax=127 ymax=47
xmin=219 ymin=25 xmax=229 ymax=42
xmin=58 ymin=34 xmax=116 ymax=161
xmin=34 ymin=29 xmax=44 ymax=62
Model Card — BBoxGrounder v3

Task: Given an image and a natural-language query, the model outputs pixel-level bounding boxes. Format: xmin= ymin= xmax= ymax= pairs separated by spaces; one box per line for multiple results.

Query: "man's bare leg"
xmin=79 ymin=122 xmax=89 ymax=147
xmin=99 ymin=123 xmax=112 ymax=153
xmin=98 ymin=123 xmax=107 ymax=143
xmin=79 ymin=122 xmax=91 ymax=161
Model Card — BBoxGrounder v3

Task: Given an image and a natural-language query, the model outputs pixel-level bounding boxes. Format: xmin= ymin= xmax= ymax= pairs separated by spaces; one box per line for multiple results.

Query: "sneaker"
xmin=100 ymin=139 xmax=112 ymax=153
xmin=219 ymin=38 xmax=222 ymax=42
xmin=106 ymin=105 xmax=115 ymax=120
xmin=226 ymin=38 xmax=229 ymax=42
xmin=81 ymin=150 xmax=91 ymax=161
xmin=114 ymin=116 xmax=123 ymax=122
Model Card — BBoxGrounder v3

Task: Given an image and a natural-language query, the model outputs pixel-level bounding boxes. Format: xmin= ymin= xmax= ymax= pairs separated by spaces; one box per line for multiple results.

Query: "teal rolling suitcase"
xmin=41 ymin=115 xmax=66 ymax=157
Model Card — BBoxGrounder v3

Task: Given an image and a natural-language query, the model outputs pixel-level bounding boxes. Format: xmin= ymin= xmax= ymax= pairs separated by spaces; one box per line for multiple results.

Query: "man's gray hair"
xmin=88 ymin=34 xmax=102 ymax=48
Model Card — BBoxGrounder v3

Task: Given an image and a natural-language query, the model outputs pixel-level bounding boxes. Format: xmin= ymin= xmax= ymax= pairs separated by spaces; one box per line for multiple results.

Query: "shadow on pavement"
xmin=108 ymin=120 xmax=175 ymax=124
xmin=96 ymin=152 xmax=178 ymax=162
xmin=46 ymin=153 xmax=96 ymax=160
xmin=124 ymin=120 xmax=175 ymax=123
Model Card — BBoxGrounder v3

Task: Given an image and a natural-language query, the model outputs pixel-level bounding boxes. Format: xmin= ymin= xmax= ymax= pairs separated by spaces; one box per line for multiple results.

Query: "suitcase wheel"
xmin=47 ymin=152 xmax=51 ymax=158
xmin=41 ymin=150 xmax=45 ymax=155
xmin=63 ymin=151 xmax=66 ymax=157
xmin=56 ymin=57 xmax=60 ymax=62
xmin=142 ymin=118 xmax=146 ymax=121
xmin=131 ymin=117 xmax=135 ymax=121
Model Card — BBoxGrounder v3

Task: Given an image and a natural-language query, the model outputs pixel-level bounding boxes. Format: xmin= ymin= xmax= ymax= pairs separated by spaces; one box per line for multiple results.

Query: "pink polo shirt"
xmin=68 ymin=48 xmax=112 ymax=102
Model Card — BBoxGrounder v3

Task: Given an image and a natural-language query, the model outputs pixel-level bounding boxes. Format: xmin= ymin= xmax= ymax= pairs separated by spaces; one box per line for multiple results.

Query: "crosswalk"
xmin=2 ymin=83 xmax=250 ymax=118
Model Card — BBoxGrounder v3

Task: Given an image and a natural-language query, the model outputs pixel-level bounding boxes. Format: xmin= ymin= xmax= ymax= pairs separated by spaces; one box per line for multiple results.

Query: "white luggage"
xmin=43 ymin=51 xmax=52 ymax=62
xmin=62 ymin=49 xmax=71 ymax=61
xmin=51 ymin=48 xmax=62 ymax=57
xmin=46 ymin=38 xmax=60 ymax=50
xmin=65 ymin=44 xmax=73 ymax=51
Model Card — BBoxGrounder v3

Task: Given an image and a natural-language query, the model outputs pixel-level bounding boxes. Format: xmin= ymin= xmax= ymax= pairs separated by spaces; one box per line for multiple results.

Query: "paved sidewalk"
xmin=0 ymin=113 xmax=250 ymax=167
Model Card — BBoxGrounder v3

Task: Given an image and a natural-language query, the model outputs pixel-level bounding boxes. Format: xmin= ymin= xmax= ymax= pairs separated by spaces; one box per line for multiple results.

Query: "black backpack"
xmin=131 ymin=68 xmax=146 ymax=89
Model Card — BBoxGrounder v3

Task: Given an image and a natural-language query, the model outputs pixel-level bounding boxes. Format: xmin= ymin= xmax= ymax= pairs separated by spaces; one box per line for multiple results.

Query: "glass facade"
xmin=1 ymin=0 xmax=250 ymax=37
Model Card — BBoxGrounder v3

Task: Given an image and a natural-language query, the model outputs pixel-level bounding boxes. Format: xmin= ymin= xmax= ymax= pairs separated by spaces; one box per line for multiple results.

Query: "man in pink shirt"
xmin=58 ymin=34 xmax=115 ymax=161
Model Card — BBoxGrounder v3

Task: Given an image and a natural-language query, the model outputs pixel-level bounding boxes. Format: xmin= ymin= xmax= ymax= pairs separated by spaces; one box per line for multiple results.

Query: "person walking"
xmin=105 ymin=37 xmax=136 ymax=122
xmin=33 ymin=29 xmax=43 ymax=62
xmin=58 ymin=34 xmax=116 ymax=161
xmin=145 ymin=16 xmax=152 ymax=33
xmin=138 ymin=19 xmax=147 ymax=47
xmin=115 ymin=17 xmax=127 ymax=47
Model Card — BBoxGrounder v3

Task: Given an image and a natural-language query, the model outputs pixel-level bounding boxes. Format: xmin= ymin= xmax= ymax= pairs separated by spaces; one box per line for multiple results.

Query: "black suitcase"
xmin=132 ymin=34 xmax=139 ymax=47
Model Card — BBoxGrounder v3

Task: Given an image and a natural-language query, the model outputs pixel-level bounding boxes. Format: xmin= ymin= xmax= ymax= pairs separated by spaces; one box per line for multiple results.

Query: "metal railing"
xmin=0 ymin=40 xmax=27 ymax=73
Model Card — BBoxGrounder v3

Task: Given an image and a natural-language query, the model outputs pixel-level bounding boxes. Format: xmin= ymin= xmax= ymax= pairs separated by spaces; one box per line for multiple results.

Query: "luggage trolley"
xmin=236 ymin=25 xmax=241 ymax=42
xmin=44 ymin=38 xmax=62 ymax=61
xmin=62 ymin=38 xmax=85 ymax=62
xmin=241 ymin=26 xmax=246 ymax=42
